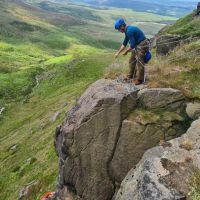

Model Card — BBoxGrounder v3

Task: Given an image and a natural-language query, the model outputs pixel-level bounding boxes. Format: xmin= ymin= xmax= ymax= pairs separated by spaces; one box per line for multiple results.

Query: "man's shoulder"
xmin=127 ymin=25 xmax=139 ymax=32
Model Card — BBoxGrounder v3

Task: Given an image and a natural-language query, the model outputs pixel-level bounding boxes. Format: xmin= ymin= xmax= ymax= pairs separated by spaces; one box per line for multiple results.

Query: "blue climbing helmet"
xmin=114 ymin=18 xmax=126 ymax=30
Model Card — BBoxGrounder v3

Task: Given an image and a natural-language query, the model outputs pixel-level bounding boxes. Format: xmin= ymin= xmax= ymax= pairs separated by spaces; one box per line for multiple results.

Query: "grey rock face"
xmin=138 ymin=88 xmax=185 ymax=111
xmin=110 ymin=112 xmax=186 ymax=185
xmin=116 ymin=118 xmax=200 ymax=200
xmin=54 ymin=79 xmax=188 ymax=200
xmin=55 ymin=79 xmax=139 ymax=200
xmin=53 ymin=186 xmax=75 ymax=200
xmin=156 ymin=35 xmax=182 ymax=55
xmin=186 ymin=102 xmax=200 ymax=120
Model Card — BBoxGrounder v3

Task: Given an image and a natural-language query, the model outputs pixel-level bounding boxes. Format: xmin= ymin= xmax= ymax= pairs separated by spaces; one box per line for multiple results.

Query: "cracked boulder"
xmin=54 ymin=79 xmax=188 ymax=200
xmin=54 ymin=79 xmax=139 ymax=200
xmin=156 ymin=35 xmax=183 ymax=55
xmin=110 ymin=108 xmax=188 ymax=187
xmin=116 ymin=118 xmax=200 ymax=200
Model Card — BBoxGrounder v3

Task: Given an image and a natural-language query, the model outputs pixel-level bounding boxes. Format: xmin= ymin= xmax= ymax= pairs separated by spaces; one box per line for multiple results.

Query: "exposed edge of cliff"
xmin=53 ymin=78 xmax=191 ymax=200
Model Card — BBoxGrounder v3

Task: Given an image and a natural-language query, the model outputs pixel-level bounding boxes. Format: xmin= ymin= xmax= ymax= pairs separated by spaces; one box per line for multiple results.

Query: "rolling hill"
xmin=71 ymin=0 xmax=198 ymax=17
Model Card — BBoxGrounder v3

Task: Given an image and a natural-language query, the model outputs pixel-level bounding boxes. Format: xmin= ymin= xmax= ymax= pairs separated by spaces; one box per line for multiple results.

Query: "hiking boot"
xmin=124 ymin=75 xmax=132 ymax=81
xmin=132 ymin=79 xmax=143 ymax=85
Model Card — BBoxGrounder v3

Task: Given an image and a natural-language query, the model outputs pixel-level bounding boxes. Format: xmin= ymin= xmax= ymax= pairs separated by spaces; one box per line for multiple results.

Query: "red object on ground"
xmin=41 ymin=192 xmax=55 ymax=199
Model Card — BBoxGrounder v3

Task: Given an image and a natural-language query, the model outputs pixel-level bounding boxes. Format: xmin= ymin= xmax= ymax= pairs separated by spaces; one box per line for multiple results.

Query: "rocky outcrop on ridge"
xmin=156 ymin=35 xmax=183 ymax=55
xmin=54 ymin=79 xmax=189 ymax=200
xmin=116 ymin=118 xmax=200 ymax=200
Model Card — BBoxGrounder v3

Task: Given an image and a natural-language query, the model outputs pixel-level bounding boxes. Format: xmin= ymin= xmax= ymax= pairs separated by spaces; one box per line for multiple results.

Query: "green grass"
xmin=0 ymin=0 xmax=180 ymax=199
xmin=148 ymin=40 xmax=200 ymax=100
xmin=0 ymin=51 xmax=113 ymax=200
xmin=190 ymin=170 xmax=200 ymax=200
xmin=0 ymin=2 xmax=114 ymax=199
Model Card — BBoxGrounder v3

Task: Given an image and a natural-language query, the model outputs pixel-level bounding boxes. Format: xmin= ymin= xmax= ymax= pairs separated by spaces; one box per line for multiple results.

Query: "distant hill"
xmin=71 ymin=0 xmax=197 ymax=17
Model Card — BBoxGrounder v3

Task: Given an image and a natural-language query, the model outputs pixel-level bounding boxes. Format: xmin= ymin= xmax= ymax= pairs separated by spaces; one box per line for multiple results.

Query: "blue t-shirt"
xmin=123 ymin=26 xmax=146 ymax=49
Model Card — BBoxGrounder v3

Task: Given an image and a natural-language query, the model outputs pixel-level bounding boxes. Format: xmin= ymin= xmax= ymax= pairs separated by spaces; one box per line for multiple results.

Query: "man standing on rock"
xmin=114 ymin=18 xmax=150 ymax=85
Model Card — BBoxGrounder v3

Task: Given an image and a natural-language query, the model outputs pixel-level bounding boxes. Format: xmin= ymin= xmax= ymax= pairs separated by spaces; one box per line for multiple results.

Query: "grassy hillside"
xmin=148 ymin=40 xmax=200 ymax=100
xmin=162 ymin=11 xmax=200 ymax=36
xmin=0 ymin=0 xmax=178 ymax=199
xmin=30 ymin=0 xmax=177 ymax=39
xmin=0 ymin=1 xmax=113 ymax=199
xmin=148 ymin=12 xmax=200 ymax=100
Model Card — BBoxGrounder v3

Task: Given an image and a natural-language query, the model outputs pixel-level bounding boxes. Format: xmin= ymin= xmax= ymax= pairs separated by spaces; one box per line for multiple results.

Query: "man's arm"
xmin=115 ymin=34 xmax=129 ymax=58
xmin=123 ymin=36 xmax=136 ymax=56
xmin=115 ymin=44 xmax=126 ymax=58
xmin=122 ymin=47 xmax=134 ymax=55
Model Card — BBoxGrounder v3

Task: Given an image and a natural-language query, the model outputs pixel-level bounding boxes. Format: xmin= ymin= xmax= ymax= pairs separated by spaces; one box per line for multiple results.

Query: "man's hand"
xmin=115 ymin=52 xmax=120 ymax=59
xmin=122 ymin=51 xmax=128 ymax=56
xmin=115 ymin=45 xmax=126 ymax=59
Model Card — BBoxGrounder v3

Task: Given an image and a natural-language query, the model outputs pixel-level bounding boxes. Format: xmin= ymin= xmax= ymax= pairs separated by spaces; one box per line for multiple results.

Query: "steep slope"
xmin=0 ymin=0 xmax=178 ymax=200
xmin=0 ymin=1 xmax=114 ymax=200
xmin=147 ymin=12 xmax=200 ymax=100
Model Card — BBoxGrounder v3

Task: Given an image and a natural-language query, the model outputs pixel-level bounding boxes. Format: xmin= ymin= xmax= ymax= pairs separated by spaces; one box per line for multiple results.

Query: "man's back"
xmin=125 ymin=26 xmax=146 ymax=46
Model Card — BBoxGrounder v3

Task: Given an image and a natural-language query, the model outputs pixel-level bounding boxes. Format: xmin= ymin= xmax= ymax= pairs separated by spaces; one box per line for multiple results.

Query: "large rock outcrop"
xmin=116 ymin=118 xmax=200 ymax=200
xmin=156 ymin=35 xmax=183 ymax=55
xmin=54 ymin=79 xmax=189 ymax=200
